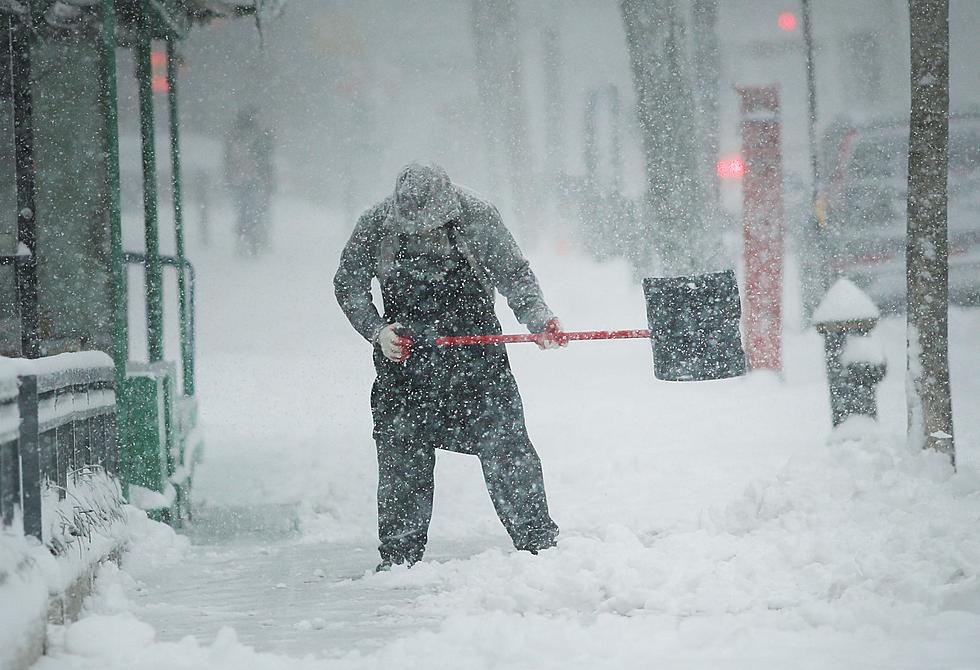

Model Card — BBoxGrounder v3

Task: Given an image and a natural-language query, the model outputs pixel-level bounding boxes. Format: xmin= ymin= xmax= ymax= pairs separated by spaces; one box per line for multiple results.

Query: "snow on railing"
xmin=1 ymin=352 xmax=128 ymax=669
xmin=0 ymin=352 xmax=124 ymax=569
xmin=0 ymin=358 xmax=18 ymax=445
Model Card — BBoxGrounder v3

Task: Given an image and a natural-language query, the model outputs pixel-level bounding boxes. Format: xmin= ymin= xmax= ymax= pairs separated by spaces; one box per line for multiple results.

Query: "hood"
xmin=386 ymin=163 xmax=462 ymax=234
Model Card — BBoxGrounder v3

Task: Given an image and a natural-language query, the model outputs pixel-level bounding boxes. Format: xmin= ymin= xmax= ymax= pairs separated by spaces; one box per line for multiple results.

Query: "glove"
xmin=375 ymin=323 xmax=413 ymax=362
xmin=537 ymin=318 xmax=567 ymax=350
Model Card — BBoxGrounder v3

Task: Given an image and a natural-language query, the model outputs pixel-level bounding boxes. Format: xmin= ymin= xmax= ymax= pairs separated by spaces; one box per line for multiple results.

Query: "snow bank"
xmin=413 ymin=486 xmax=973 ymax=625
xmin=121 ymin=505 xmax=191 ymax=569
xmin=2 ymin=506 xmax=186 ymax=669
xmin=0 ymin=472 xmax=134 ymax=667
xmin=1 ymin=355 xmax=131 ymax=669
xmin=0 ymin=531 xmax=48 ymax=670
xmin=351 ymin=421 xmax=980 ymax=665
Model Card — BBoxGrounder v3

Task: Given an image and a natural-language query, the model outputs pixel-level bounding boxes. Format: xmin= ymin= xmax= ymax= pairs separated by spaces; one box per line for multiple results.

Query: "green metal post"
xmin=100 ymin=0 xmax=128 ymax=385
xmin=166 ymin=39 xmax=193 ymax=396
xmin=9 ymin=13 xmax=40 ymax=359
xmin=135 ymin=17 xmax=164 ymax=363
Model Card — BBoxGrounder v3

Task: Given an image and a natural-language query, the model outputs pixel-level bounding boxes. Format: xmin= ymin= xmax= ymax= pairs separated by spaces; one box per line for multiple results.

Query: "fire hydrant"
xmin=812 ymin=278 xmax=887 ymax=426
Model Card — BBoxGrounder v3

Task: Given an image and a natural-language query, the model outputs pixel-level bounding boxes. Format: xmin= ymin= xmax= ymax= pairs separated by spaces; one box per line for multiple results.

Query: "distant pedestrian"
xmin=223 ymin=107 xmax=275 ymax=256
xmin=334 ymin=163 xmax=563 ymax=571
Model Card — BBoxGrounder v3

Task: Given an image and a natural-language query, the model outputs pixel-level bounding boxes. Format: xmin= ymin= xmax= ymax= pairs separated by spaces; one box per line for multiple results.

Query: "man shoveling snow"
xmin=334 ymin=163 xmax=563 ymax=571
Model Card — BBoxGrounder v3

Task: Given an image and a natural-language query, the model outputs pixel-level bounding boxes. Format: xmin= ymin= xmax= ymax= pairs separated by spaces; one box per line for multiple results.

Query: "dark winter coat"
xmin=334 ymin=188 xmax=555 ymax=343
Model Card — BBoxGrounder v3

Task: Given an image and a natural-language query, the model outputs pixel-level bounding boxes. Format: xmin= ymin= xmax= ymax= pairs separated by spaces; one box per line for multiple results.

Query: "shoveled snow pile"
xmin=119 ymin=504 xmax=191 ymax=569
xmin=1 ymin=354 xmax=131 ymax=668
xmin=1 ymin=503 xmax=185 ymax=670
xmin=0 ymin=530 xmax=48 ymax=669
xmin=361 ymin=420 xmax=980 ymax=655
xmin=34 ymin=419 xmax=980 ymax=669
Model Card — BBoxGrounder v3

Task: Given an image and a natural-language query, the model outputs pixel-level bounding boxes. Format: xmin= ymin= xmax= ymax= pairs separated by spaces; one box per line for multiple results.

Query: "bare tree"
xmin=906 ymin=0 xmax=955 ymax=464
xmin=620 ymin=0 xmax=718 ymax=277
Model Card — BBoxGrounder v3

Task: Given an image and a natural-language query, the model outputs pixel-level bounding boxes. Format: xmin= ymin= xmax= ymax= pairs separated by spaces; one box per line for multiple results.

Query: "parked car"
xmin=818 ymin=115 xmax=980 ymax=310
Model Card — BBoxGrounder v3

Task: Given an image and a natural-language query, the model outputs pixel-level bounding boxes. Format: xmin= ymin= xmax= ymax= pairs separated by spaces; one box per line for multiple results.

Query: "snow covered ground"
xmin=33 ymin=198 xmax=980 ymax=669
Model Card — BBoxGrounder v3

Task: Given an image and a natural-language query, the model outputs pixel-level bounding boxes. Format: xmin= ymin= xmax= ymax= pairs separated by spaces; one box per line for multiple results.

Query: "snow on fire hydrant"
xmin=812 ymin=278 xmax=887 ymax=426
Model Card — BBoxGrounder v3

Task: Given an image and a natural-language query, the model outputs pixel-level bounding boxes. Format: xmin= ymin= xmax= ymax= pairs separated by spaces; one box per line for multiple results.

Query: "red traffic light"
xmin=716 ymin=156 xmax=747 ymax=180
xmin=777 ymin=11 xmax=798 ymax=32
xmin=151 ymin=49 xmax=169 ymax=93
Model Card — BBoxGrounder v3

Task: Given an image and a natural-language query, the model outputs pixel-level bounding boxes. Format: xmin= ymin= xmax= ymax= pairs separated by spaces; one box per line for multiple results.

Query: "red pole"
xmin=435 ymin=329 xmax=650 ymax=347
xmin=738 ymin=85 xmax=784 ymax=372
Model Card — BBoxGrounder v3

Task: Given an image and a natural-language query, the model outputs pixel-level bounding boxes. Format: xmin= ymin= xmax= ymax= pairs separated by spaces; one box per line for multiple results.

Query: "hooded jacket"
xmin=334 ymin=186 xmax=554 ymax=343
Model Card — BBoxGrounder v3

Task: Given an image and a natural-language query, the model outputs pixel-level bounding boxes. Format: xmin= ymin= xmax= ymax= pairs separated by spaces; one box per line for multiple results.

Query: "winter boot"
xmin=375 ymin=556 xmax=418 ymax=573
xmin=515 ymin=527 xmax=559 ymax=555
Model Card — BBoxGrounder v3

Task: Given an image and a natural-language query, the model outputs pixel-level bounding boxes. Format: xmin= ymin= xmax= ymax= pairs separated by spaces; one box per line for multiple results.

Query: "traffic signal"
xmin=777 ymin=11 xmax=798 ymax=32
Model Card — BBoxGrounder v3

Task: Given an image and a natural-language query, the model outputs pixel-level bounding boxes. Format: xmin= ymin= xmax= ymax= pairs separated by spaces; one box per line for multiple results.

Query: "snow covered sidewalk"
xmin=122 ymin=509 xmax=526 ymax=654
xmin=31 ymin=200 xmax=980 ymax=669
xmin=33 ymin=416 xmax=980 ymax=669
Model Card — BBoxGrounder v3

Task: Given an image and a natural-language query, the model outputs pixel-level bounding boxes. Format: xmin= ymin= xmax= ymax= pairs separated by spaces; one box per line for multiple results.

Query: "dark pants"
xmin=232 ymin=186 xmax=271 ymax=256
xmin=373 ymin=374 xmax=558 ymax=564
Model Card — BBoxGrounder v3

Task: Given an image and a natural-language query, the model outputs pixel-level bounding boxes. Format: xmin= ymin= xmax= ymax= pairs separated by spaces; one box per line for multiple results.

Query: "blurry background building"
xmin=161 ymin=0 xmax=980 ymax=242
xmin=7 ymin=0 xmax=980 ymax=333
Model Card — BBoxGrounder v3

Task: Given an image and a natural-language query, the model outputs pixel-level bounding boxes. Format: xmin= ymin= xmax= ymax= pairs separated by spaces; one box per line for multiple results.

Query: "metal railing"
xmin=123 ymin=251 xmax=197 ymax=396
xmin=0 ymin=353 xmax=117 ymax=542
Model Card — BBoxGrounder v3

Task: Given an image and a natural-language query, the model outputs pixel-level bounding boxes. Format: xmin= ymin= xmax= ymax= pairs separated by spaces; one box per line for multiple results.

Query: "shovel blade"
xmin=643 ymin=270 xmax=747 ymax=382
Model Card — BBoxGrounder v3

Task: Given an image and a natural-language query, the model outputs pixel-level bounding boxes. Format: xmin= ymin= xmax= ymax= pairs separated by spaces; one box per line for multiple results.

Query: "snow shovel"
xmin=436 ymin=269 xmax=747 ymax=382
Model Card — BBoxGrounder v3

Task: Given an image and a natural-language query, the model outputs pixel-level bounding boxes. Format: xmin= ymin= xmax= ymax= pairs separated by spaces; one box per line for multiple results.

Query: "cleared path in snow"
xmin=123 ymin=503 xmax=493 ymax=656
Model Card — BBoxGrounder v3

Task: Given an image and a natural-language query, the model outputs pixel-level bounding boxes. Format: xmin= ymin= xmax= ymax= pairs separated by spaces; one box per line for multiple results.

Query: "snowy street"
xmin=31 ymin=200 xmax=980 ymax=669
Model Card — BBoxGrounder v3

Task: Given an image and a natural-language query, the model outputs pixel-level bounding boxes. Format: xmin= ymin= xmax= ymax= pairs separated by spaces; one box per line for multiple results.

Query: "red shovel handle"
xmin=435 ymin=329 xmax=651 ymax=347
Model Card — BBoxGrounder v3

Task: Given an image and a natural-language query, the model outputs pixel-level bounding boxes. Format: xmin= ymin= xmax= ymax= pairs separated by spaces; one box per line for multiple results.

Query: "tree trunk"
xmin=906 ymin=0 xmax=955 ymax=465
xmin=620 ymin=0 xmax=716 ymax=277
xmin=691 ymin=0 xmax=720 ymax=204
